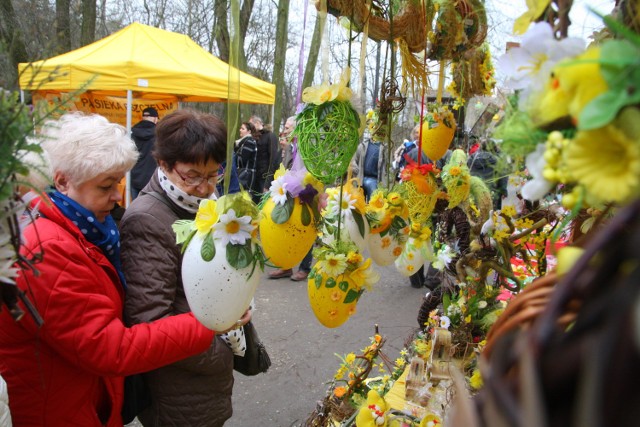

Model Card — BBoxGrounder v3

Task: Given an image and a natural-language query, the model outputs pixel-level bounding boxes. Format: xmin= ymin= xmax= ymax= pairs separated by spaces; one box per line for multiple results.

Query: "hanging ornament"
xmin=294 ymin=68 xmax=362 ymax=184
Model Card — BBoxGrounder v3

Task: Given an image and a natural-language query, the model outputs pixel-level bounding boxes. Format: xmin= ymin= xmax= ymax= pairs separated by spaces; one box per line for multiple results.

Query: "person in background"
xmin=215 ymin=157 xmax=241 ymax=196
xmin=120 ymin=109 xmax=250 ymax=426
xmin=0 ymin=113 xmax=228 ymax=427
xmin=250 ymin=115 xmax=280 ymax=203
xmin=130 ymin=107 xmax=159 ymax=200
xmin=467 ymin=138 xmax=508 ymax=210
xmin=234 ymin=121 xmax=259 ymax=197
xmin=392 ymin=124 xmax=420 ymax=181
xmin=279 ymin=116 xmax=296 ymax=169
xmin=351 ymin=134 xmax=388 ymax=201
xmin=268 ymin=116 xmax=313 ymax=282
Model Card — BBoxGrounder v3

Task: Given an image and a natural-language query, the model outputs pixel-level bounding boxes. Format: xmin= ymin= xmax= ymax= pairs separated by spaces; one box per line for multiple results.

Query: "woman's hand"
xmin=217 ymin=308 xmax=253 ymax=334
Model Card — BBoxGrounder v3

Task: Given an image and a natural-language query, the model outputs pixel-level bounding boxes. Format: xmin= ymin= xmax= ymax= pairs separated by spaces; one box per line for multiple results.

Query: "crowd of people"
xmin=0 ymin=106 xmax=508 ymax=426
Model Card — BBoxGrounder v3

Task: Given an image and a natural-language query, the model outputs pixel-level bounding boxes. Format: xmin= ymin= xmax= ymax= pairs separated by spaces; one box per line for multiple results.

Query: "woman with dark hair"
xmin=119 ymin=109 xmax=251 ymax=426
xmin=0 ymin=113 xmax=222 ymax=426
xmin=235 ymin=121 xmax=258 ymax=198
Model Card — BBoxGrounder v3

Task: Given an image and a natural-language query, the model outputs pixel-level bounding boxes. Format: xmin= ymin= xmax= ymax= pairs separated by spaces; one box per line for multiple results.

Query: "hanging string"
xmin=295 ymin=0 xmax=310 ymax=112
xmin=224 ymin=0 xmax=241 ymax=196
xmin=436 ymin=61 xmax=445 ymax=104
xmin=416 ymin=0 xmax=430 ymax=167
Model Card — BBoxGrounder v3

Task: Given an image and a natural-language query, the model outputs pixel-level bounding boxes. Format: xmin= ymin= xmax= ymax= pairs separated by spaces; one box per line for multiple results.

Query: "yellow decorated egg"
xmin=259 ymin=197 xmax=317 ymax=269
xmin=307 ymin=263 xmax=362 ymax=328
xmin=421 ymin=119 xmax=455 ymax=161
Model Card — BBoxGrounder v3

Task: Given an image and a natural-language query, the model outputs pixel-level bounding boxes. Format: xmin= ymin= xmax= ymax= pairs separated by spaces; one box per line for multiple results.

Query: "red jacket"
xmin=0 ymin=195 xmax=215 ymax=426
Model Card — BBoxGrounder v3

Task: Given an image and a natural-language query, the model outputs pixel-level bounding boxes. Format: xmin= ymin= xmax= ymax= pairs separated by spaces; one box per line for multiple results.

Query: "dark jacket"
xmin=254 ymin=129 xmax=281 ymax=191
xmin=234 ymin=135 xmax=258 ymax=194
xmin=130 ymin=120 xmax=157 ymax=191
xmin=120 ymin=173 xmax=234 ymax=427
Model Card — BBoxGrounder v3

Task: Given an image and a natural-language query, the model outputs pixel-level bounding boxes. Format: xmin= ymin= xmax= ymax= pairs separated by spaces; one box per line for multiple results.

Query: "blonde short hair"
xmin=41 ymin=113 xmax=138 ymax=185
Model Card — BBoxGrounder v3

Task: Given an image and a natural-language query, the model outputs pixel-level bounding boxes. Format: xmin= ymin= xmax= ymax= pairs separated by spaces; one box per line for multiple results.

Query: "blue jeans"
xmin=299 ymin=248 xmax=313 ymax=272
xmin=362 ymin=176 xmax=378 ymax=201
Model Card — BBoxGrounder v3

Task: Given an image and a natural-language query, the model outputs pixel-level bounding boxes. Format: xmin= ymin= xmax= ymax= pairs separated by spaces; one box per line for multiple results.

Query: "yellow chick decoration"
xmin=355 ymin=389 xmax=389 ymax=427
xmin=533 ymin=46 xmax=608 ymax=128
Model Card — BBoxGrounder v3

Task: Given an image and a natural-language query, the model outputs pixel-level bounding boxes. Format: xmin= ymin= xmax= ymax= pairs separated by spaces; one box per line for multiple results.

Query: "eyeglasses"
xmin=174 ymin=168 xmax=218 ymax=187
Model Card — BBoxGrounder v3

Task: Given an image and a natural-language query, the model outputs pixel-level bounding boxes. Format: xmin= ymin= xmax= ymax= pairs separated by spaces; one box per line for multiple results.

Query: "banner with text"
xmin=33 ymin=92 xmax=178 ymax=126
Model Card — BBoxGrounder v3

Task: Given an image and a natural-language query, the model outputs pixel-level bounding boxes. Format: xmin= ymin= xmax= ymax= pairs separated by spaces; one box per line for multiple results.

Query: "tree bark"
xmin=0 ymin=0 xmax=28 ymax=87
xmin=81 ymin=0 xmax=96 ymax=46
xmin=302 ymin=11 xmax=325 ymax=91
xmin=55 ymin=0 xmax=71 ymax=54
xmin=271 ymin=0 xmax=290 ymax=132
xmin=213 ymin=0 xmax=230 ymax=62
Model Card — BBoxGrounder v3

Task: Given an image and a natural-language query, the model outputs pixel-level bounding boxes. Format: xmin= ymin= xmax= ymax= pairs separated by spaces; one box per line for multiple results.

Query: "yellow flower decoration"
xmin=469 ymin=369 xmax=484 ymax=390
xmin=565 ymin=120 xmax=640 ymax=204
xmin=274 ymin=164 xmax=287 ymax=179
xmin=194 ymin=199 xmax=219 ymax=234
xmin=345 ymin=353 xmax=356 ymax=364
xmin=513 ymin=0 xmax=552 ymax=35
xmin=302 ymin=68 xmax=353 ymax=105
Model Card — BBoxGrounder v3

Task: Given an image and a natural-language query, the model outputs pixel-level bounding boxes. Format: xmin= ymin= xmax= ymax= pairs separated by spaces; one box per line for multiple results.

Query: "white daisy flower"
xmin=330 ymin=192 xmax=356 ymax=218
xmin=478 ymin=301 xmax=488 ymax=309
xmin=439 ymin=315 xmax=451 ymax=329
xmin=269 ymin=177 xmax=288 ymax=205
xmin=213 ymin=208 xmax=254 ymax=245
xmin=521 ymin=143 xmax=553 ymax=201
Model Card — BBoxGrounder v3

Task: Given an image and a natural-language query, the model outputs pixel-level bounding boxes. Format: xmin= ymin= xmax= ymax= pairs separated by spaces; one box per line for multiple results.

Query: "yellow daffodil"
xmin=349 ymin=257 xmax=379 ymax=289
xmin=345 ymin=353 xmax=356 ymax=364
xmin=194 ymin=199 xmax=219 ymax=234
xmin=302 ymin=68 xmax=352 ymax=105
xmin=369 ymin=191 xmax=387 ymax=210
xmin=565 ymin=123 xmax=640 ymax=204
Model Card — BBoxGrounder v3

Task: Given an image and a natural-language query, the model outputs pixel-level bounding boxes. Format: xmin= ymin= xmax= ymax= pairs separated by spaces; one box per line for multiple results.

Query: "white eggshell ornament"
xmin=368 ymin=233 xmax=406 ymax=267
xmin=322 ymin=212 xmax=370 ymax=249
xmin=182 ymin=234 xmax=260 ymax=331
xmin=394 ymin=237 xmax=428 ymax=277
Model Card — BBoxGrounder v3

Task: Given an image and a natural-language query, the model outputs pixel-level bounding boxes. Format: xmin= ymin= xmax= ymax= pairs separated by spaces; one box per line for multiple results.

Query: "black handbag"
xmin=233 ymin=321 xmax=271 ymax=376
xmin=121 ymin=373 xmax=151 ymax=424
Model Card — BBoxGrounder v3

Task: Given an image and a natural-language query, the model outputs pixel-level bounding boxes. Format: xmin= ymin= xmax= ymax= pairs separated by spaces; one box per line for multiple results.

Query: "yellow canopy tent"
xmin=18 ymin=22 xmax=275 ymax=205
xmin=18 ymin=22 xmax=275 ymax=105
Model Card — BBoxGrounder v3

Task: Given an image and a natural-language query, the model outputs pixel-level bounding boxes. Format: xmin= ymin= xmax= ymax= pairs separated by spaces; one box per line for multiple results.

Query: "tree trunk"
xmin=213 ymin=0 xmax=230 ymax=62
xmin=302 ymin=11 xmax=326 ymax=91
xmin=81 ymin=0 xmax=96 ymax=46
xmin=271 ymin=0 xmax=290 ymax=132
xmin=55 ymin=0 xmax=71 ymax=54
xmin=0 ymin=0 xmax=28 ymax=88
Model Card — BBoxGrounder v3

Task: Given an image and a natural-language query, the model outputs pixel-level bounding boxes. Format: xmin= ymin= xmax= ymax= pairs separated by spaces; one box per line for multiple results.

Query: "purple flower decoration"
xmin=282 ymin=167 xmax=307 ymax=197
xmin=298 ymin=184 xmax=318 ymax=205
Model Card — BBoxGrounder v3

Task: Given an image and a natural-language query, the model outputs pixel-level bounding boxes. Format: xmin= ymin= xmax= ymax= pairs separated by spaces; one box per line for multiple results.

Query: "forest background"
xmin=0 ymin=0 xmax=608 ymax=141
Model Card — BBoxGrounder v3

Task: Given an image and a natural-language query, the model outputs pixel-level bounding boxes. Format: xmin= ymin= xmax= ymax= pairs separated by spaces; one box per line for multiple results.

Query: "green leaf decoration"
xmin=226 ymin=242 xmax=254 ymax=269
xmin=314 ymin=273 xmax=323 ymax=288
xmin=599 ymin=9 xmax=640 ymax=47
xmin=352 ymin=211 xmax=366 ymax=238
xmin=271 ymin=195 xmax=294 ymax=224
xmin=325 ymin=277 xmax=337 ymax=288
xmin=172 ymin=220 xmax=195 ymax=245
xmin=310 ymin=267 xmax=317 ymax=277
xmin=343 ymin=289 xmax=360 ymax=304
xmin=301 ymin=203 xmax=311 ymax=226
xmin=579 ymin=91 xmax=628 ymax=130
xmin=180 ymin=230 xmax=197 ymax=255
xmin=338 ymin=281 xmax=349 ymax=292
xmin=200 ymin=231 xmax=216 ymax=262
xmin=311 ymin=199 xmax=321 ymax=222
xmin=443 ymin=293 xmax=451 ymax=313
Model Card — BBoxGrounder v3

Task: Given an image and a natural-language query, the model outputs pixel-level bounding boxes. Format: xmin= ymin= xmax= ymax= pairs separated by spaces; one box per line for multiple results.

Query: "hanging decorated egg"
xmin=421 ymin=111 xmax=456 ymax=161
xmin=395 ymin=237 xmax=429 ymax=277
xmin=260 ymin=197 xmax=317 ymax=269
xmin=307 ymin=264 xmax=362 ymax=328
xmin=321 ymin=211 xmax=370 ymax=249
xmin=368 ymin=232 xmax=405 ymax=267
xmin=182 ymin=235 xmax=260 ymax=331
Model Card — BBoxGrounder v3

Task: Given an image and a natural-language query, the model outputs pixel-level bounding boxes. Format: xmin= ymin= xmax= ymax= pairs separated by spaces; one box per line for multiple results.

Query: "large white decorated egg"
xmin=182 ymin=234 xmax=260 ymax=331
xmin=368 ymin=232 xmax=406 ymax=267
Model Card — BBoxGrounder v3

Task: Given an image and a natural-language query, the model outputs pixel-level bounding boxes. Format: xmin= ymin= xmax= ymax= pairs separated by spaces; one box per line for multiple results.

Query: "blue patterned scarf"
xmin=48 ymin=191 xmax=126 ymax=290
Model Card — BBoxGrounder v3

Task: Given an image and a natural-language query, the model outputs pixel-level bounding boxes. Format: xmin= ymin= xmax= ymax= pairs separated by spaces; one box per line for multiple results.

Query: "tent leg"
xmin=125 ymin=90 xmax=133 ymax=208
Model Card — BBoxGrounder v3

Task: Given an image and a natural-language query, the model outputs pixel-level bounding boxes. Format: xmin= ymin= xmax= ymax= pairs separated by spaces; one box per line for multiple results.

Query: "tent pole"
xmin=125 ymin=90 xmax=133 ymax=208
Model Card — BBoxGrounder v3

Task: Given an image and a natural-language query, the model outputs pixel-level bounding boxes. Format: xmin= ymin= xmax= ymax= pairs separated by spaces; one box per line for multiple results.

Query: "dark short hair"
xmin=153 ymin=109 xmax=227 ymax=170
xmin=241 ymin=121 xmax=258 ymax=139
xmin=142 ymin=107 xmax=159 ymax=118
